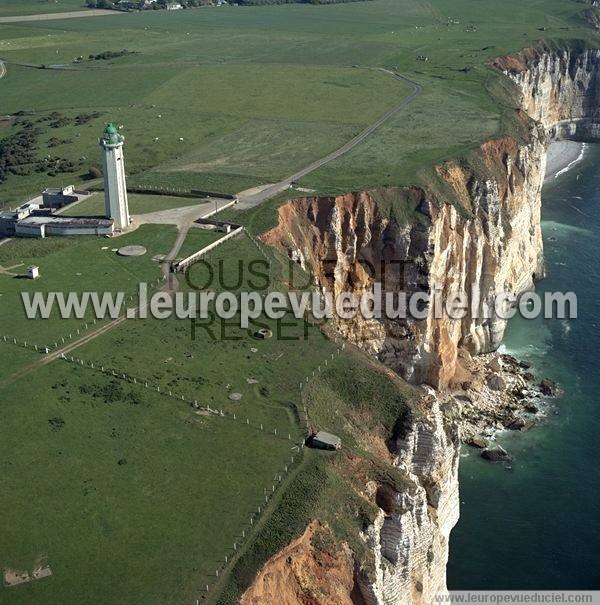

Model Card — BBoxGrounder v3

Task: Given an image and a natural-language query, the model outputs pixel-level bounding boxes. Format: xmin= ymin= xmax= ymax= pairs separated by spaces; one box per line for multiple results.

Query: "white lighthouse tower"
xmin=100 ymin=123 xmax=130 ymax=231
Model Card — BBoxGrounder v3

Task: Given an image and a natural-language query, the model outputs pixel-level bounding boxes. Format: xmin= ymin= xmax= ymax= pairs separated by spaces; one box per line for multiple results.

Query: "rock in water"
xmin=505 ymin=416 xmax=526 ymax=431
xmin=539 ymin=378 xmax=561 ymax=397
xmin=468 ymin=435 xmax=490 ymax=449
xmin=481 ymin=445 xmax=511 ymax=462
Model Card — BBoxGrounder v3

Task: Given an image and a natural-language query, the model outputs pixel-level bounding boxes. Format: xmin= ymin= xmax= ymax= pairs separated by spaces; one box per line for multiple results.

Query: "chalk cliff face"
xmin=264 ymin=137 xmax=546 ymax=388
xmin=356 ymin=396 xmax=460 ymax=605
xmin=491 ymin=47 xmax=600 ymax=139
xmin=248 ymin=46 xmax=600 ymax=605
xmin=264 ymin=47 xmax=600 ymax=391
xmin=239 ymin=396 xmax=460 ymax=605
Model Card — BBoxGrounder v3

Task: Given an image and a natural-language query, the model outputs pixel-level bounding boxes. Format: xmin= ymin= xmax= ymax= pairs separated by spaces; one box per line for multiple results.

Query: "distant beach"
xmin=545 ymin=140 xmax=586 ymax=182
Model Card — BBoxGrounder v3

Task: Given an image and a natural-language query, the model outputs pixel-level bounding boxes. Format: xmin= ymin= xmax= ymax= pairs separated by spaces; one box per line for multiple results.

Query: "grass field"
xmin=0 ymin=224 xmax=175 ymax=347
xmin=174 ymin=225 xmax=227 ymax=261
xmin=1 ymin=0 xmax=595 ymax=206
xmin=0 ymin=232 xmax=357 ymax=605
xmin=0 ymin=0 xmax=87 ymax=18
xmin=0 ymin=358 xmax=295 ymax=605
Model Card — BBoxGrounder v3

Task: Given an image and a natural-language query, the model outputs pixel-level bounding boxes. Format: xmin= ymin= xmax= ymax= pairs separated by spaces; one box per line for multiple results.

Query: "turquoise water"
xmin=448 ymin=144 xmax=600 ymax=590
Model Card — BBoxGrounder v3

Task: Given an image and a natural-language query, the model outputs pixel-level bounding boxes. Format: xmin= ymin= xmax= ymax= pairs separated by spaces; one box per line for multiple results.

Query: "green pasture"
xmin=0 ymin=0 xmax=87 ymax=18
xmin=175 ymin=225 xmax=225 ymax=261
xmin=0 ymin=342 xmax=40 ymax=381
xmin=0 ymin=224 xmax=174 ymax=348
xmin=0 ymin=359 xmax=293 ymax=605
xmin=0 ymin=0 xmax=594 ymax=206
xmin=76 ymin=234 xmax=339 ymax=433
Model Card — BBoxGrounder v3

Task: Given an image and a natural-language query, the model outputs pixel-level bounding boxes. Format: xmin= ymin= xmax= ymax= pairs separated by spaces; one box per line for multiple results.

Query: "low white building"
xmin=27 ymin=266 xmax=40 ymax=280
xmin=15 ymin=216 xmax=114 ymax=238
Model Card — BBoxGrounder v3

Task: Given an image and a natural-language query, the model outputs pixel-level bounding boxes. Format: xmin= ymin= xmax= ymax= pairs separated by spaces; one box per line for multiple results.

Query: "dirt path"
xmin=236 ymin=69 xmax=422 ymax=209
xmin=1 ymin=313 xmax=128 ymax=388
xmin=0 ymin=9 xmax=120 ymax=24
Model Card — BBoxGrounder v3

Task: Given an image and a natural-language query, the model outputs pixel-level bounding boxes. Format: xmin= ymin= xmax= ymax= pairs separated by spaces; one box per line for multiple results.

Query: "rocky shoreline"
xmin=449 ymin=349 xmax=562 ymax=463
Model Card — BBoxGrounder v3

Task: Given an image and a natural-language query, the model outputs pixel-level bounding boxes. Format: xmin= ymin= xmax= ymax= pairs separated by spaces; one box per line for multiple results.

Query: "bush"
xmin=88 ymin=165 xmax=103 ymax=179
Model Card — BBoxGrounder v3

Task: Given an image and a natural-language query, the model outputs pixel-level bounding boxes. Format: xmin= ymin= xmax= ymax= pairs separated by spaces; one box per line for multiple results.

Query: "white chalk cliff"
xmin=249 ymin=44 xmax=600 ymax=605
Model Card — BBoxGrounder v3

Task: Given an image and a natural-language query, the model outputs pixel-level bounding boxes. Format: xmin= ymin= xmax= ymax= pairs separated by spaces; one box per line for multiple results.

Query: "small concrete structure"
xmin=254 ymin=328 xmax=273 ymax=339
xmin=0 ymin=211 xmax=17 ymax=237
xmin=310 ymin=431 xmax=342 ymax=451
xmin=42 ymin=186 xmax=77 ymax=209
xmin=27 ymin=265 xmax=40 ymax=280
xmin=0 ymin=204 xmax=38 ymax=236
xmin=174 ymin=223 xmax=244 ymax=272
xmin=1 ymin=188 xmax=96 ymax=238
xmin=117 ymin=245 xmax=147 ymax=257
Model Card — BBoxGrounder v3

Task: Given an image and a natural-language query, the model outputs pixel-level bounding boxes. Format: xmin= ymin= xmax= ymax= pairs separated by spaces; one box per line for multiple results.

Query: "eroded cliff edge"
xmin=264 ymin=46 xmax=600 ymax=390
xmin=240 ymin=45 xmax=600 ymax=604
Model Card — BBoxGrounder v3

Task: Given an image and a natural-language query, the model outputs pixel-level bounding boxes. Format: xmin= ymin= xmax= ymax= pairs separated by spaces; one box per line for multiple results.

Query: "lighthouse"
xmin=100 ymin=123 xmax=130 ymax=231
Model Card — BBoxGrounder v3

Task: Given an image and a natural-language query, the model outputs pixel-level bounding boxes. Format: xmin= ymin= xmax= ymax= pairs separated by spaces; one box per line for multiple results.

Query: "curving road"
xmin=236 ymin=69 xmax=422 ymax=209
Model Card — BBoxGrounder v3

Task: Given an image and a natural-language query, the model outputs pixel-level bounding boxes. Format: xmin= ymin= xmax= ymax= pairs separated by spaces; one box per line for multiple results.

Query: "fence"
xmin=174 ymin=226 xmax=244 ymax=272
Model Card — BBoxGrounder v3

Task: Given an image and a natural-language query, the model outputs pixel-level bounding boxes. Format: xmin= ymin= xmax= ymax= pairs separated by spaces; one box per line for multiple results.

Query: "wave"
xmin=554 ymin=143 xmax=587 ymax=180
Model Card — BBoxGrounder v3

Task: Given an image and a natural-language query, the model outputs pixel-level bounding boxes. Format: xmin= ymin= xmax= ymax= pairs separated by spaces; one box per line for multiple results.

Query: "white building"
xmin=99 ymin=123 xmax=130 ymax=231
xmin=27 ymin=266 xmax=40 ymax=280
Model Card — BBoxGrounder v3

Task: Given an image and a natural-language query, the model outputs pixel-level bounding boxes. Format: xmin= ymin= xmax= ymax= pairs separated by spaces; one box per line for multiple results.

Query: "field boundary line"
xmin=57 ymin=352 xmax=304 ymax=444
xmin=201 ymin=447 xmax=310 ymax=603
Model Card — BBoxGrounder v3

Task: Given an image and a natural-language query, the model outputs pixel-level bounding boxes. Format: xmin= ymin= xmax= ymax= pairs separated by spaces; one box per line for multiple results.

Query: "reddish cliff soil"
xmin=240 ymin=521 xmax=361 ymax=605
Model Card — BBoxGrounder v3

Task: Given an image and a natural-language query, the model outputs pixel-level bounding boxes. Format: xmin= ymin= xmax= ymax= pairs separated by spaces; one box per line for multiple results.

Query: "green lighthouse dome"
xmin=102 ymin=123 xmax=124 ymax=146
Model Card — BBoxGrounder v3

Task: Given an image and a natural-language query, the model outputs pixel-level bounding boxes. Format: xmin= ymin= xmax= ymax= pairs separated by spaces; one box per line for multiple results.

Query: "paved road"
xmin=0 ymin=9 xmax=119 ymax=24
xmin=236 ymin=69 xmax=422 ymax=209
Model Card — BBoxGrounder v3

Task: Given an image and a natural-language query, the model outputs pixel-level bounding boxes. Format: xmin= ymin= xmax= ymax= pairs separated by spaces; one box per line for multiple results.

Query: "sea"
xmin=448 ymin=143 xmax=600 ymax=590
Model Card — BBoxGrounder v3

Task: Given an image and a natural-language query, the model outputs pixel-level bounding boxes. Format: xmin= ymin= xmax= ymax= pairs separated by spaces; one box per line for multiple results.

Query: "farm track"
xmin=1 ymin=287 xmax=168 ymax=387
xmin=1 ymin=314 xmax=128 ymax=388
xmin=0 ymin=9 xmax=120 ymax=24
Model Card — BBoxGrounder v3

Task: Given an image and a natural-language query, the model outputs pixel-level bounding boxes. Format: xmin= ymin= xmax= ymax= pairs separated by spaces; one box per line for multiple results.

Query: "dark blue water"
xmin=448 ymin=144 xmax=600 ymax=590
